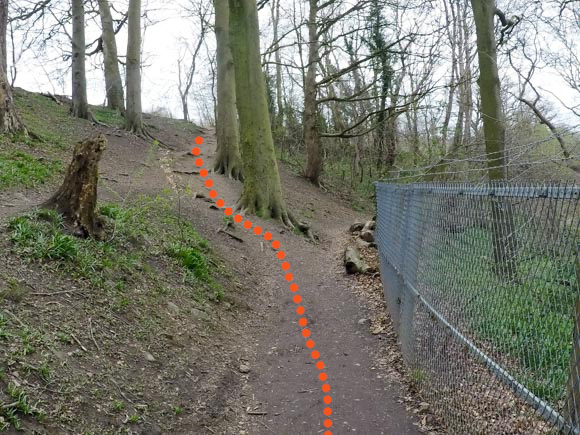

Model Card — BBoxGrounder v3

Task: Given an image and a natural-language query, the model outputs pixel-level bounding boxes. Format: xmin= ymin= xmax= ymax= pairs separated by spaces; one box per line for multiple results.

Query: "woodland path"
xmin=0 ymin=121 xmax=421 ymax=434
xmin=170 ymin=130 xmax=422 ymax=434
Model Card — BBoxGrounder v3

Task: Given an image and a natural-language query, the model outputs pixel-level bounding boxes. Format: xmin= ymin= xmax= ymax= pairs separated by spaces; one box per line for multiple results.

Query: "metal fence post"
xmin=399 ymin=188 xmax=425 ymax=365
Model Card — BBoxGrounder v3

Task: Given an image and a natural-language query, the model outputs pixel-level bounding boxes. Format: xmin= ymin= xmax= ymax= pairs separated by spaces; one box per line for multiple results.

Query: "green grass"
xmin=13 ymin=88 xmax=79 ymax=150
xmin=0 ymin=150 xmax=61 ymax=190
xmin=0 ymin=384 xmax=45 ymax=430
xmin=92 ymin=106 xmax=124 ymax=128
xmin=7 ymin=194 xmax=223 ymax=303
xmin=422 ymin=226 xmax=577 ymax=402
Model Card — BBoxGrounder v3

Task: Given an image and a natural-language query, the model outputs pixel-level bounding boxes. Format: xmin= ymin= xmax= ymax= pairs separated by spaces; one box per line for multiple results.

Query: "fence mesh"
xmin=375 ymin=182 xmax=580 ymax=434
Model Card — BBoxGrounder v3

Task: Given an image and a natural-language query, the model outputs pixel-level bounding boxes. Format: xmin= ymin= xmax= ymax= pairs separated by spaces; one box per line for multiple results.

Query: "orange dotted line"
xmin=191 ymin=136 xmax=333 ymax=434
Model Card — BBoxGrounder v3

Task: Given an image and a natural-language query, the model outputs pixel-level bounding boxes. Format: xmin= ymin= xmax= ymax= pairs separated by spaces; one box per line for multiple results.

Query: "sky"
xmin=8 ymin=0 xmax=580 ymax=128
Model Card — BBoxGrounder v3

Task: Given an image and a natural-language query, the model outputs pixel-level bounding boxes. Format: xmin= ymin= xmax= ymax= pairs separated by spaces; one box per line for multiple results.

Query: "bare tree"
xmin=228 ymin=0 xmax=293 ymax=224
xmin=0 ymin=0 xmax=23 ymax=132
xmin=125 ymin=0 xmax=144 ymax=134
xmin=97 ymin=0 xmax=125 ymax=112
xmin=71 ymin=0 xmax=90 ymax=119
xmin=214 ymin=0 xmax=243 ymax=179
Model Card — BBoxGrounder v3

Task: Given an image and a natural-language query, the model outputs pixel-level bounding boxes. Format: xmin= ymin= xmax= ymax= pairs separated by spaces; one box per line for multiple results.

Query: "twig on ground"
xmin=88 ymin=318 xmax=100 ymax=352
xmin=70 ymin=333 xmax=88 ymax=352
xmin=173 ymin=170 xmax=199 ymax=175
xmin=30 ymin=289 xmax=78 ymax=296
xmin=217 ymin=228 xmax=244 ymax=243
xmin=2 ymin=310 xmax=26 ymax=328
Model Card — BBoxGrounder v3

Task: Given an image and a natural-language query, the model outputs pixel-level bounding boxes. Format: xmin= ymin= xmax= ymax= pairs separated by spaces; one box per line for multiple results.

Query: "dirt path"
xmin=0 ymin=122 xmax=421 ymax=434
xmin=158 ymin=128 xmax=421 ymax=434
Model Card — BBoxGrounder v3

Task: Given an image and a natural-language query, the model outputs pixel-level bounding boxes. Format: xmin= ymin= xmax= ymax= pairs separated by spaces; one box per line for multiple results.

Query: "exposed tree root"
xmin=214 ymin=159 xmax=244 ymax=181
xmin=235 ymin=194 xmax=316 ymax=242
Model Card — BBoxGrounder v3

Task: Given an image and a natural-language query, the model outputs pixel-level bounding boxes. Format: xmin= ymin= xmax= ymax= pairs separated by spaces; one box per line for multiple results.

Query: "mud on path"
xmin=0 ymin=119 xmax=422 ymax=434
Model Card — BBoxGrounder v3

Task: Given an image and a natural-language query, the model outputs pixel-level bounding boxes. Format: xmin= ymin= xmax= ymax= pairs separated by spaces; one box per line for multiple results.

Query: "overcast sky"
xmin=9 ymin=0 xmax=580 ymax=127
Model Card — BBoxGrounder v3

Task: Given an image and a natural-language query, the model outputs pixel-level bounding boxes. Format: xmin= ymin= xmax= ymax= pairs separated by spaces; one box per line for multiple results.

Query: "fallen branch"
xmin=89 ymin=318 xmax=100 ymax=352
xmin=217 ymin=228 xmax=244 ymax=243
xmin=173 ymin=170 xmax=200 ymax=175
xmin=70 ymin=333 xmax=88 ymax=352
xmin=31 ymin=289 xmax=78 ymax=296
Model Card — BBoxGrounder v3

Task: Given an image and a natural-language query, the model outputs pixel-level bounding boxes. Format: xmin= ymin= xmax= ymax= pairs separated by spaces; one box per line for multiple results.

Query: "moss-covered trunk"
xmin=71 ymin=0 xmax=90 ymax=120
xmin=125 ymin=0 xmax=144 ymax=134
xmin=98 ymin=0 xmax=125 ymax=113
xmin=228 ymin=0 xmax=290 ymax=224
xmin=214 ymin=0 xmax=243 ymax=180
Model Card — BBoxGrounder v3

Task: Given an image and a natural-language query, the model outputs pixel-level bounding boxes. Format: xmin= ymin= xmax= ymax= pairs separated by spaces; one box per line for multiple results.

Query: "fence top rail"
xmin=374 ymin=181 xmax=580 ymax=199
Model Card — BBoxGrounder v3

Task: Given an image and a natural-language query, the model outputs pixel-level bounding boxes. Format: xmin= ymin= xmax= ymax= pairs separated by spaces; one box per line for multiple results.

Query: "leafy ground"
xmin=0 ymin=90 xmax=257 ymax=433
xmin=0 ymin=88 xmax=426 ymax=434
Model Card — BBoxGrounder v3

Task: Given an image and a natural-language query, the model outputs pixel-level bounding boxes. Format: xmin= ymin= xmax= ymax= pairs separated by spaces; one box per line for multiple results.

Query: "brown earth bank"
xmin=0 ymin=90 xmax=425 ymax=434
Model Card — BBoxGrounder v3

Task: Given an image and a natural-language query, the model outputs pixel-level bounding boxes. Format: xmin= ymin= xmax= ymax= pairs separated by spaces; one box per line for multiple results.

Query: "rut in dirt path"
xmin=174 ymin=130 xmax=422 ymax=435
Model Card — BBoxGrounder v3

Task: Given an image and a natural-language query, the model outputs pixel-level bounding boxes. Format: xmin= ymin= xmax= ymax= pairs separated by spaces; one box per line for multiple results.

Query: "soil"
xmin=0 ymin=105 xmax=424 ymax=433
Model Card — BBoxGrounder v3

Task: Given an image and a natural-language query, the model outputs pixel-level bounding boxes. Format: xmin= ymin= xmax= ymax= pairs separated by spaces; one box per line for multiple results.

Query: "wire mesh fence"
xmin=375 ymin=182 xmax=580 ymax=434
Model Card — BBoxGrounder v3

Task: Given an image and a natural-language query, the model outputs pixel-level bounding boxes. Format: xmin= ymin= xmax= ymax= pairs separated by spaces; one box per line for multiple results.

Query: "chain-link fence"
xmin=375 ymin=182 xmax=580 ymax=434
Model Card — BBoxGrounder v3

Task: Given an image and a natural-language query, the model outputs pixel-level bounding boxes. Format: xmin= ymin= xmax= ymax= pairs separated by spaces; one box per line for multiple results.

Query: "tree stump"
xmin=42 ymin=135 xmax=107 ymax=239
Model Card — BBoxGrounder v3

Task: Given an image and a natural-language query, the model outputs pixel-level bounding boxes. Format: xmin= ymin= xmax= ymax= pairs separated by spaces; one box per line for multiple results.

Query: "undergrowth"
xmin=423 ymin=226 xmax=576 ymax=403
xmin=0 ymin=150 xmax=61 ymax=190
xmin=7 ymin=194 xmax=224 ymax=304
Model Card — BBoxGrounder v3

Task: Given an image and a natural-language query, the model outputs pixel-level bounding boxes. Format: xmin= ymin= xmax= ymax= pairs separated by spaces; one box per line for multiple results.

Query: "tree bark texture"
xmin=213 ymin=0 xmax=243 ymax=180
xmin=71 ymin=0 xmax=90 ymax=119
xmin=98 ymin=0 xmax=125 ymax=112
xmin=0 ymin=0 xmax=23 ymax=133
xmin=471 ymin=0 xmax=517 ymax=280
xmin=228 ymin=0 xmax=291 ymax=224
xmin=303 ymin=0 xmax=323 ymax=185
xmin=43 ymin=135 xmax=107 ymax=239
xmin=125 ymin=0 xmax=144 ymax=134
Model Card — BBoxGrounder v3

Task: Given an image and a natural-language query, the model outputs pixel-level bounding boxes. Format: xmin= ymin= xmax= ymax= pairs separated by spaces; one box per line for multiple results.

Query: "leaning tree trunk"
xmin=98 ymin=0 xmax=125 ymax=112
xmin=470 ymin=0 xmax=517 ymax=280
xmin=42 ymin=135 xmax=107 ymax=239
xmin=213 ymin=0 xmax=243 ymax=180
xmin=125 ymin=0 xmax=144 ymax=134
xmin=71 ymin=0 xmax=90 ymax=119
xmin=303 ymin=0 xmax=322 ymax=186
xmin=228 ymin=0 xmax=291 ymax=224
xmin=0 ymin=0 xmax=23 ymax=133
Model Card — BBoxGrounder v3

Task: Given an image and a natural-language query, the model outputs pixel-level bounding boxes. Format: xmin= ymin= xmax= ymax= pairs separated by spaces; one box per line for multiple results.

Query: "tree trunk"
xmin=42 ymin=135 xmax=107 ymax=239
xmin=214 ymin=0 xmax=243 ymax=180
xmin=271 ymin=0 xmax=284 ymax=135
xmin=471 ymin=0 xmax=517 ymax=280
xmin=71 ymin=0 xmax=90 ymax=119
xmin=470 ymin=0 xmax=506 ymax=180
xmin=98 ymin=0 xmax=125 ymax=112
xmin=303 ymin=0 xmax=323 ymax=185
xmin=0 ymin=0 xmax=23 ymax=133
xmin=125 ymin=0 xmax=144 ymax=134
xmin=228 ymin=0 xmax=291 ymax=224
